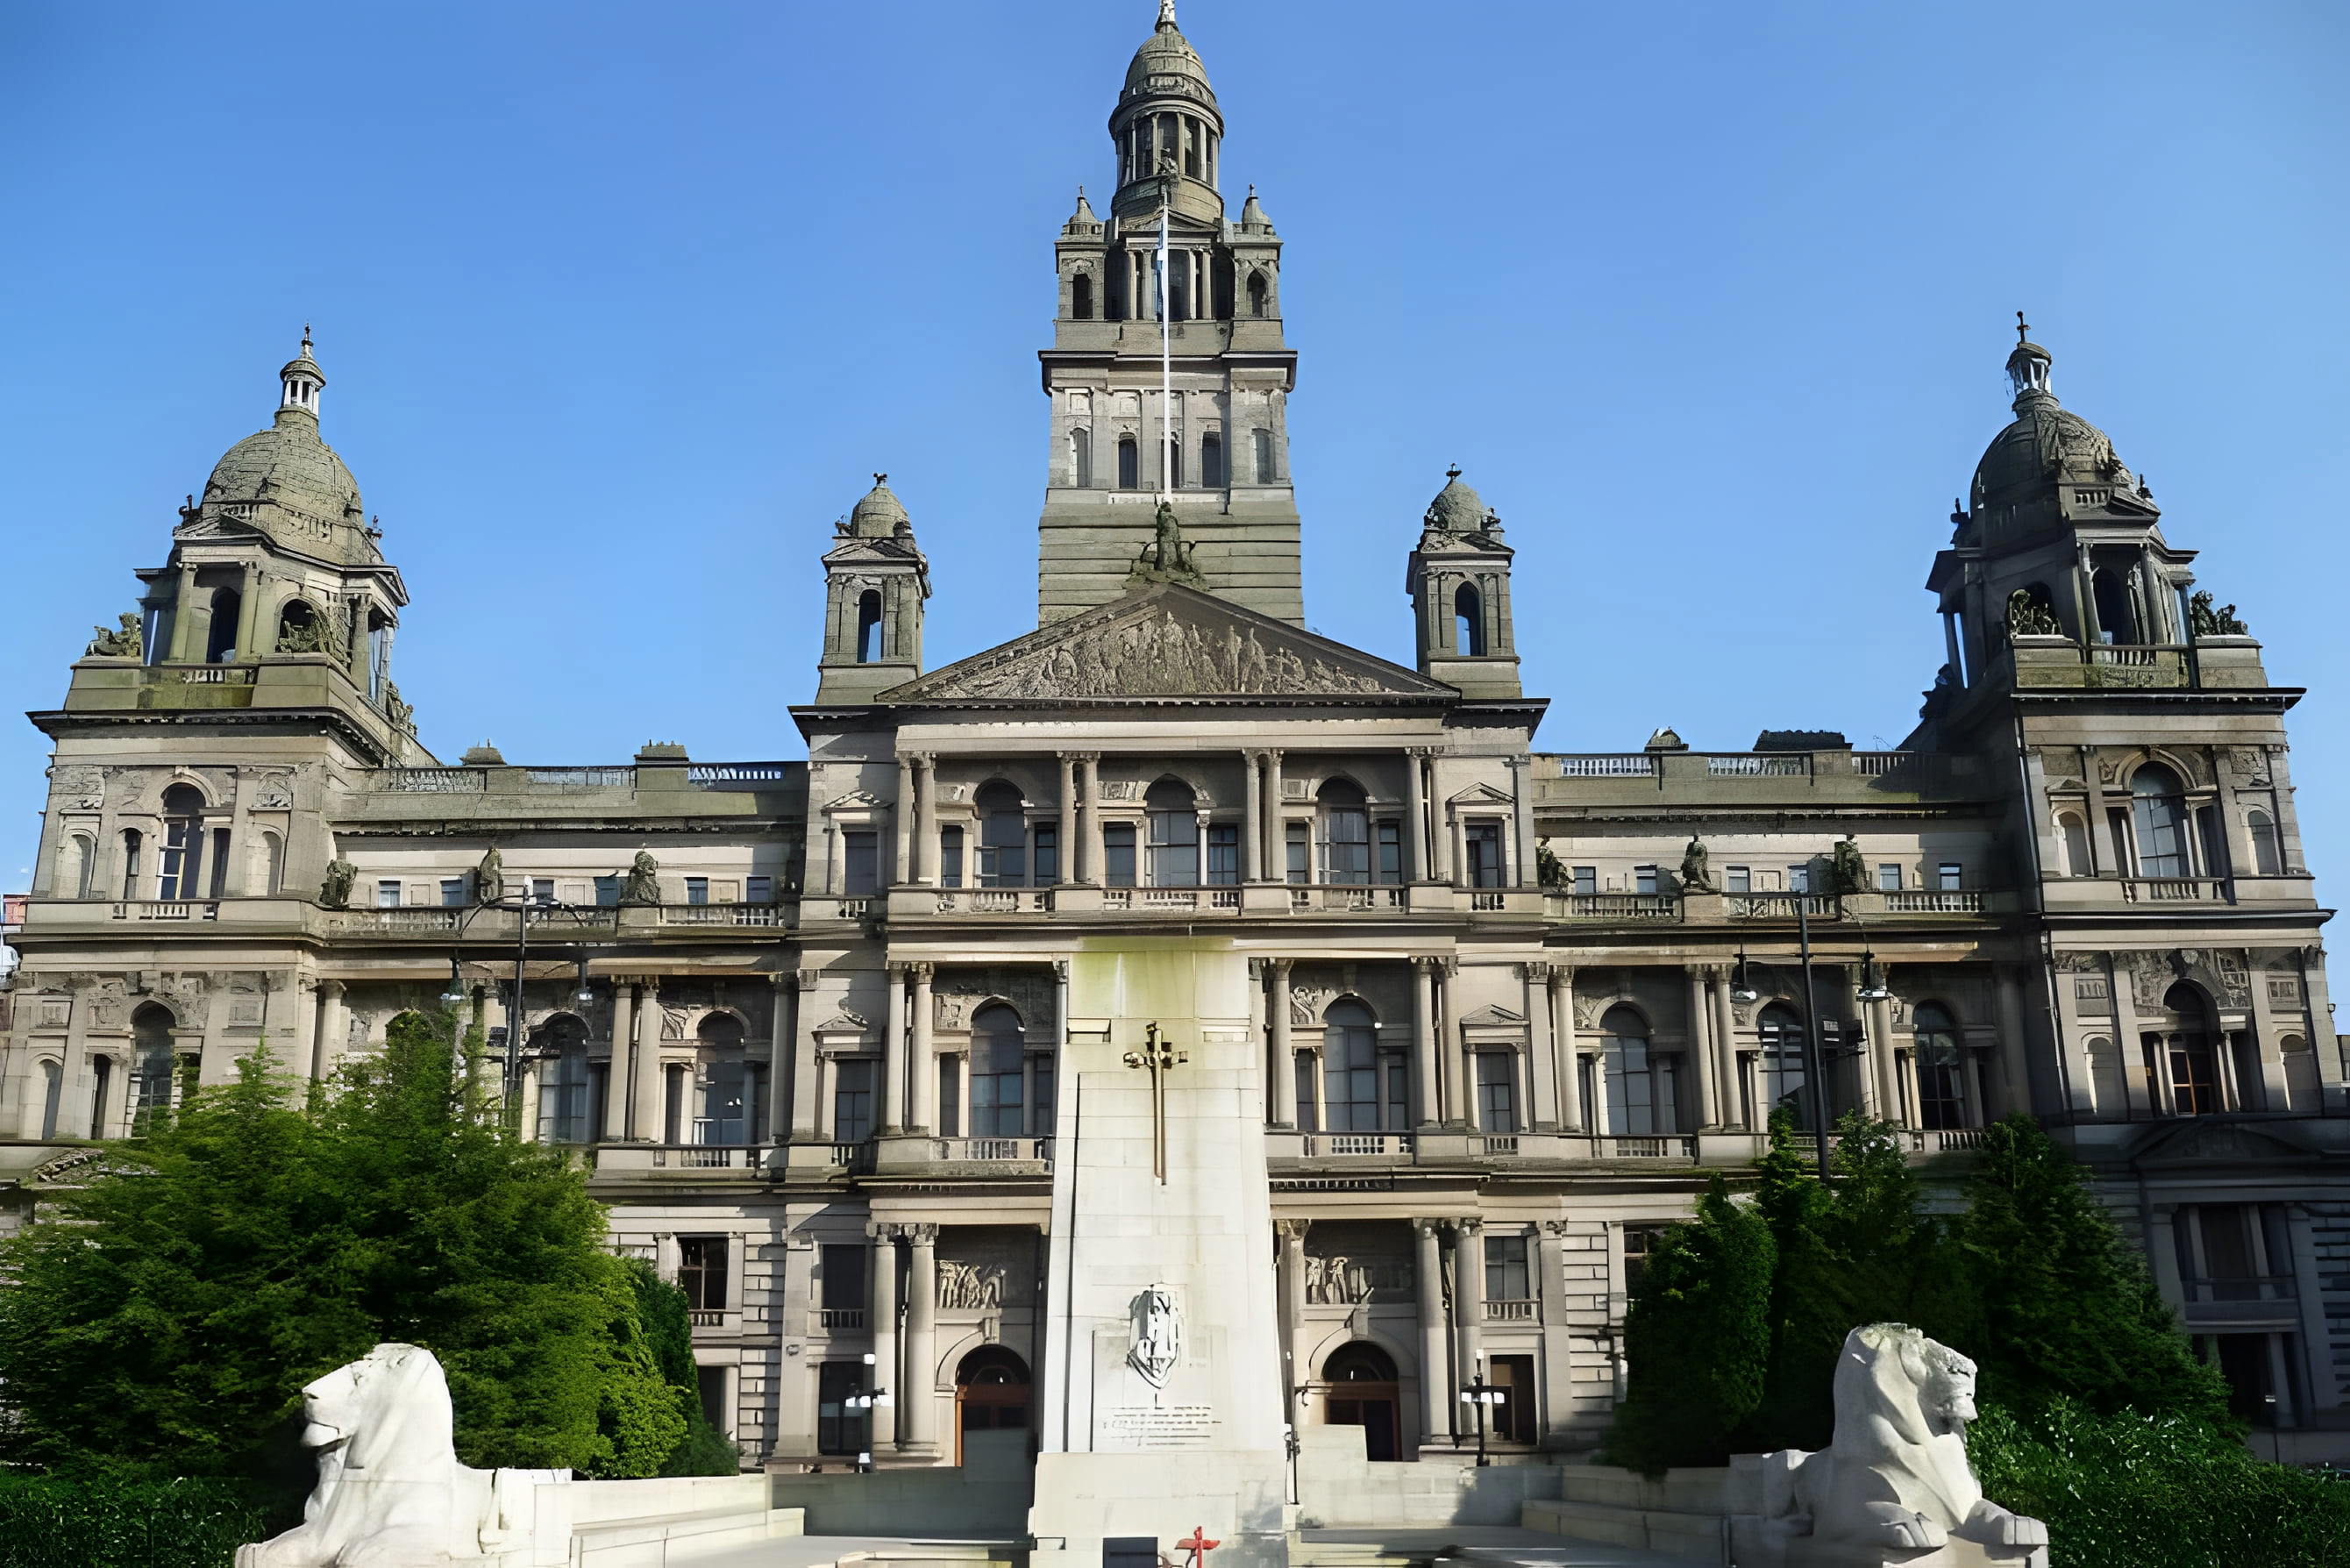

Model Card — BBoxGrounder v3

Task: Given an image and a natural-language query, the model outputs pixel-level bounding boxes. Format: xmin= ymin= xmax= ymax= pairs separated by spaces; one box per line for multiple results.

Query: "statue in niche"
xmin=1678 ymin=834 xmax=1713 ymax=893
xmin=2004 ymin=588 xmax=2062 ymax=639
xmin=619 ymin=851 xmax=660 ymax=906
xmin=2188 ymin=590 xmax=2248 ymax=638
xmin=474 ymin=847 xmax=503 ymax=906
xmin=1128 ymin=1284 xmax=1182 ymax=1390
xmin=85 ymin=613 xmax=142 ymax=659
xmin=274 ymin=602 xmax=344 ymax=656
xmin=318 ymin=859 xmax=358 ymax=909
xmin=1829 ymin=836 xmax=1868 ymax=896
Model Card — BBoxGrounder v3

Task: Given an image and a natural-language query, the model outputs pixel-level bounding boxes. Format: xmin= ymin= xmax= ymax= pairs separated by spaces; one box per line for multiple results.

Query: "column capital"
xmin=866 ymin=1219 xmax=901 ymax=1241
xmin=319 ymin=977 xmax=347 ymax=998
xmin=1540 ymin=1219 xmax=1572 ymax=1237
xmin=1058 ymin=750 xmax=1098 ymax=764
xmin=796 ymin=967 xmax=822 ymax=991
xmin=909 ymin=961 xmax=936 ymax=982
xmin=1276 ymin=1217 xmax=1312 ymax=1242
xmin=1413 ymin=954 xmax=1443 ymax=974
xmin=886 ymin=959 xmax=911 ymax=978
xmin=1270 ymin=956 xmax=1295 ymax=978
xmin=903 ymin=1221 xmax=938 ymax=1245
xmin=1452 ymin=1216 xmax=1484 ymax=1237
xmin=1413 ymin=1217 xmax=1447 ymax=1239
xmin=1517 ymin=960 xmax=1554 ymax=981
xmin=1248 ymin=956 xmax=1267 ymax=980
xmin=1406 ymin=745 xmax=1443 ymax=759
xmin=769 ymin=971 xmax=792 ymax=992
xmin=1053 ymin=957 xmax=1070 ymax=981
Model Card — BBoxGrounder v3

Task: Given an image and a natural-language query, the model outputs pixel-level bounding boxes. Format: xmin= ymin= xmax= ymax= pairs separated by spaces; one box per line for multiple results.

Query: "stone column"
xmin=1057 ymin=755 xmax=1079 ymax=886
xmin=1508 ymin=758 xmax=1535 ymax=888
xmin=60 ymin=979 xmax=93 ymax=1138
xmin=867 ymin=1222 xmax=900 ymax=1450
xmin=1267 ymin=959 xmax=1296 ymax=1129
xmin=1277 ymin=1219 xmax=1309 ymax=1410
xmin=793 ymin=970 xmax=823 ymax=1141
xmin=2108 ymin=954 xmax=2152 ymax=1118
xmin=1866 ymin=992 xmax=1898 ymax=1123
xmin=1525 ymin=963 xmax=1560 ymax=1131
xmin=632 ymin=977 xmax=663 ymax=1141
xmin=1406 ymin=749 xmax=1429 ymax=881
xmin=602 ymin=980 xmax=636 ymax=1143
xmin=234 ymin=564 xmax=263 ymax=662
xmin=316 ymin=979 xmax=348 ymax=1085
xmin=894 ymin=756 xmax=915 ymax=886
xmin=1413 ymin=1219 xmax=1449 ymax=1451
xmin=903 ymin=1223 xmax=939 ymax=1453
xmin=882 ymin=963 xmax=908 ymax=1135
xmin=1081 ymin=756 xmax=1104 ymax=885
xmin=767 ymin=973 xmax=794 ymax=1146
xmin=2074 ymin=544 xmax=2101 ymax=644
xmin=914 ymin=756 xmax=937 ymax=885
xmin=1554 ymin=968 xmax=1584 ymax=1133
xmin=1684 ymin=966 xmax=1718 ymax=1129
xmin=1412 ymin=958 xmax=1440 ymax=1128
xmin=168 ymin=565 xmax=199 ymax=661
xmin=1453 ymin=1218 xmax=1485 ymax=1409
xmin=1261 ymin=750 xmax=1285 ymax=879
xmin=2286 ymin=1205 xmax=2339 ymax=1416
xmin=1243 ymin=752 xmax=1263 ymax=882
xmin=1437 ymin=961 xmax=1466 ymax=1128
xmin=1712 ymin=967 xmax=1742 ymax=1130
xmin=909 ymin=964 xmax=936 ymax=1134
xmin=2145 ymin=1204 xmax=2184 ymax=1312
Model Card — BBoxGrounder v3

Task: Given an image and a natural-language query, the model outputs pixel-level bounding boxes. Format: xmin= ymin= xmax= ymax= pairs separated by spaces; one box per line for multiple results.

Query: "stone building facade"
xmin=4 ymin=3 xmax=2345 ymax=1489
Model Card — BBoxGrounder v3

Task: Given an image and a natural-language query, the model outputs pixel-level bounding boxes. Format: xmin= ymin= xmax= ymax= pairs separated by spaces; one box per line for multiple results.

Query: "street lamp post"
xmin=440 ymin=894 xmax=605 ymax=1125
xmin=850 ymin=1349 xmax=892 ymax=1472
xmin=1729 ymin=888 xmax=1837 ymax=1181
xmin=1458 ymin=1375 xmax=1506 ymax=1466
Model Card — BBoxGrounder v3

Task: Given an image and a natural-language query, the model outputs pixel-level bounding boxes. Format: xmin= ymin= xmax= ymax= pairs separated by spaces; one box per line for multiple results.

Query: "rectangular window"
xmin=1376 ymin=820 xmax=1403 ymax=883
xmin=1147 ymin=809 xmax=1198 ymax=887
xmin=1489 ymin=1352 xmax=1535 ymax=1444
xmin=1622 ymin=1224 xmax=1666 ymax=1291
xmin=1205 ymin=823 xmax=1241 ymax=885
xmin=1786 ymin=864 xmax=1810 ymax=894
xmin=831 ymin=1058 xmax=877 ymax=1144
xmin=1034 ymin=823 xmax=1060 ymax=886
xmin=1634 ymin=865 xmax=1658 ymax=895
xmin=1385 ymin=1055 xmax=1409 ymax=1130
xmin=1033 ymin=1057 xmax=1055 ymax=1135
xmin=937 ymin=1055 xmax=960 ymax=1138
xmin=842 ymin=831 xmax=879 ymax=895
xmin=1938 ymin=862 xmax=1962 ymax=891
xmin=1465 ymin=823 xmax=1506 ymax=888
xmin=530 ymin=877 xmax=555 ymax=906
xmin=208 ymin=828 xmax=231 ymax=898
xmin=686 ymin=876 xmax=709 ymax=905
xmin=816 ymin=1361 xmax=867 ymax=1457
xmin=375 ymin=879 xmax=401 ymax=909
xmin=1484 ymin=1234 xmax=1530 ymax=1302
xmin=745 ymin=874 xmax=773 ymax=903
xmin=1293 ymin=1053 xmax=1318 ymax=1133
xmin=1571 ymin=865 xmax=1597 ymax=896
xmin=1285 ymin=821 xmax=1309 ymax=884
xmin=439 ymin=878 xmax=466 ymax=908
xmin=1475 ymin=1051 xmax=1518 ymax=1132
xmin=1876 ymin=863 xmax=1903 ymax=892
xmin=594 ymin=874 xmax=621 ymax=907
xmin=1321 ymin=809 xmax=1371 ymax=885
xmin=940 ymin=826 xmax=965 ymax=887
xmin=1103 ymin=823 xmax=1136 ymax=887
xmin=1725 ymin=865 xmax=1750 ymax=894
xmin=678 ymin=1236 xmax=728 ymax=1311
xmin=819 ymin=1244 xmax=868 ymax=1312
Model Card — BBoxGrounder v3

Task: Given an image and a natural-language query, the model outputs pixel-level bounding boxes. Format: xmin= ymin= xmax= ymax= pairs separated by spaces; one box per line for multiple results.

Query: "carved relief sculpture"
xmin=1128 ymin=1283 xmax=1182 ymax=1390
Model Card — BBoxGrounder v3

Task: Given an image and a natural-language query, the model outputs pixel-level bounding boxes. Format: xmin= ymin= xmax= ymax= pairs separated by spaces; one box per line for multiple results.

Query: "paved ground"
xmin=685 ymin=1536 xmax=1018 ymax=1568
xmin=1302 ymin=1526 xmax=1710 ymax=1567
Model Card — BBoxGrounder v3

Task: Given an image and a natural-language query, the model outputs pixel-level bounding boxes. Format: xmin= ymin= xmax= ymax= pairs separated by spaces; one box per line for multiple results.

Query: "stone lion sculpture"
xmin=1733 ymin=1323 xmax=2047 ymax=1568
xmin=237 ymin=1343 xmax=555 ymax=1567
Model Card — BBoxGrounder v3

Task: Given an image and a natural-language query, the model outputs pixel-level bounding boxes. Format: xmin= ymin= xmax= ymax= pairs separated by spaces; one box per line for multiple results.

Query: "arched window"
xmin=118 ymin=828 xmax=143 ymax=898
xmin=2091 ymin=568 xmax=2136 ymax=645
xmin=274 ymin=598 xmax=319 ymax=653
xmin=257 ymin=830 xmax=286 ymax=896
xmin=1911 ymin=1003 xmax=1967 ymax=1130
xmin=1246 ymin=271 xmax=1269 ymax=317
xmin=536 ymin=1014 xmax=594 ymax=1144
xmin=157 ymin=784 xmax=207 ymax=901
xmin=1321 ymin=1000 xmax=1387 ymax=1132
xmin=1070 ymin=273 xmax=1093 ymax=320
xmin=1252 ymin=428 xmax=1274 ymax=484
xmin=1756 ymin=1003 xmax=1811 ymax=1126
xmin=1602 ymin=1004 xmax=1673 ymax=1135
xmin=1071 ymin=426 xmax=1093 ymax=488
xmin=129 ymin=1003 xmax=178 ymax=1135
xmin=1322 ymin=1343 xmax=1400 ymax=1462
xmin=694 ymin=1012 xmax=748 ymax=1145
xmin=36 ymin=1058 xmax=62 ymax=1140
xmin=854 ymin=591 xmax=883 ymax=664
xmin=1118 ymin=436 xmax=1140 ymax=490
xmin=2012 ymin=581 xmax=2060 ymax=633
xmin=2247 ymin=809 xmax=2282 ymax=876
xmin=1201 ymin=431 xmax=1224 ymax=488
xmin=90 ymin=1053 xmax=114 ymax=1141
xmin=1166 ymin=438 xmax=1183 ymax=490
xmin=58 ymin=833 xmax=94 ymax=900
xmin=976 ymin=781 xmax=1029 ymax=887
xmin=2129 ymin=763 xmax=2190 ymax=876
xmin=1144 ymin=779 xmax=1199 ymax=886
xmin=956 ymin=1346 xmax=1030 ymax=1441
xmin=205 ymin=586 xmax=242 ymax=663
xmin=1317 ymin=777 xmax=1371 ymax=886
xmin=2056 ymin=813 xmax=2091 ymax=878
xmin=970 ymin=1003 xmax=1028 ymax=1137
xmin=1454 ymin=582 xmax=1486 ymax=657
xmin=2161 ymin=981 xmax=2219 ymax=1115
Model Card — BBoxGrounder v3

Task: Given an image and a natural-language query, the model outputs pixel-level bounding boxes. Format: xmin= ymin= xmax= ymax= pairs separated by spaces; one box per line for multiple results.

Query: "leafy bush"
xmin=1970 ymin=1399 xmax=2350 ymax=1568
xmin=627 ymin=1260 xmax=742 ymax=1477
xmin=0 ymin=1474 xmax=266 ymax=1568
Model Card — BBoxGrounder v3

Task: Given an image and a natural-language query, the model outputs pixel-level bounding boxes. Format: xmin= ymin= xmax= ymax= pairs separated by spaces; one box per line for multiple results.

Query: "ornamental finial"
xmin=1157 ymin=0 xmax=1179 ymax=31
xmin=2014 ymin=310 xmax=2029 ymax=346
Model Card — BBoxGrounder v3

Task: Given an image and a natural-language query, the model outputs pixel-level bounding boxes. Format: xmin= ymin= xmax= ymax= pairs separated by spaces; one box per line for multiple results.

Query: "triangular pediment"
xmin=2129 ymin=1117 xmax=2316 ymax=1168
xmin=1457 ymin=1004 xmax=1528 ymax=1028
xmin=1448 ymin=782 xmax=1514 ymax=805
xmin=880 ymin=582 xmax=1455 ymax=704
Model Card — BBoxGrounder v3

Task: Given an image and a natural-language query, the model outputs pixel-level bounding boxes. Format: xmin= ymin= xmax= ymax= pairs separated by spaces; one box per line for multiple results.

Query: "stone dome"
xmin=1972 ymin=394 xmax=2132 ymax=502
xmin=1124 ymin=5 xmax=1214 ymax=102
xmin=1424 ymin=467 xmax=1496 ymax=532
xmin=200 ymin=407 xmax=373 ymax=559
xmin=846 ymin=474 xmax=912 ymax=538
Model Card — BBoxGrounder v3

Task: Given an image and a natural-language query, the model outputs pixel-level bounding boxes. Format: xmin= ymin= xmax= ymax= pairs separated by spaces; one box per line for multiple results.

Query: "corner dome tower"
xmin=1970 ymin=317 xmax=2137 ymax=512
xmin=1107 ymin=1 xmax=1226 ymax=225
xmin=196 ymin=331 xmax=378 ymax=567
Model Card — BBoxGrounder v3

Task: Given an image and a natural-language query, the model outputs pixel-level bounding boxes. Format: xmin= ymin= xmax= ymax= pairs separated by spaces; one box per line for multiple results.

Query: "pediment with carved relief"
xmin=879 ymin=581 xmax=1454 ymax=703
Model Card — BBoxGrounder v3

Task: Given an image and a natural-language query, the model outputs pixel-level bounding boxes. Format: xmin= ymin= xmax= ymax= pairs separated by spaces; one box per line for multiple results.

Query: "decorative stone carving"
xmin=618 ymin=851 xmax=659 ymax=906
xmin=318 ymin=859 xmax=357 ymax=909
xmin=246 ymin=770 xmax=296 ymax=809
xmin=382 ymin=681 xmax=415 ymax=733
xmin=2003 ymin=588 xmax=2062 ymax=638
xmin=1127 ymin=1284 xmax=1181 ymax=1389
xmin=1677 ymin=835 xmax=1713 ymax=893
xmin=1127 ymin=501 xmax=1208 ymax=590
xmin=2188 ymin=590 xmax=2248 ymax=638
xmin=52 ymin=765 xmax=103 ymax=810
xmin=1734 ymin=1323 xmax=2047 ymax=1568
xmin=938 ymin=1259 xmax=1007 ymax=1310
xmin=234 ymin=1343 xmax=554 ymax=1568
xmin=933 ymin=966 xmax=1057 ymax=1032
xmin=85 ymin=612 xmax=142 ymax=659
xmin=1829 ymin=836 xmax=1868 ymax=896
xmin=1303 ymin=1252 xmax=1409 ymax=1306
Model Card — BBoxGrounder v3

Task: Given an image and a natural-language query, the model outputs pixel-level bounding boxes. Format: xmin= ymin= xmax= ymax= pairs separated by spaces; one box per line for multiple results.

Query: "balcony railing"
xmin=1481 ymin=1135 xmax=1520 ymax=1157
xmin=1547 ymin=893 xmax=1680 ymax=920
xmin=815 ymin=1308 xmax=866 ymax=1330
xmin=2121 ymin=877 xmax=2232 ymax=904
xmin=1292 ymin=885 xmax=1405 ymax=913
xmin=659 ymin=902 xmax=787 ymax=927
xmin=1725 ymin=893 xmax=1840 ymax=920
xmin=1559 ymin=754 xmax=1657 ymax=778
xmin=110 ymin=900 xmax=218 ymax=922
xmin=687 ymin=1308 xmax=725 ymax=1327
xmin=932 ymin=1137 xmax=1053 ymax=1165
xmin=1883 ymin=890 xmax=1985 ymax=914
xmin=930 ymin=888 xmax=1055 ymax=914
xmin=1483 ymin=1299 xmax=1537 ymax=1322
xmin=1603 ymin=1136 xmax=1690 ymax=1158
xmin=1708 ymin=754 xmax=1810 ymax=777
xmin=649 ymin=1144 xmax=751 ymax=1169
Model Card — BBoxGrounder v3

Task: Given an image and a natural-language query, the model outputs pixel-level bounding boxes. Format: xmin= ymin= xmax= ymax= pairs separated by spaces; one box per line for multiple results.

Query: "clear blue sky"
xmin=3 ymin=2 xmax=2345 ymax=900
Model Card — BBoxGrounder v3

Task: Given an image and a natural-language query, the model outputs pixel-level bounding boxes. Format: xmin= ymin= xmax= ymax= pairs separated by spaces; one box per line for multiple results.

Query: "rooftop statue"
xmin=1128 ymin=501 xmax=1208 ymax=589
xmin=1829 ymin=836 xmax=1868 ymax=896
xmin=235 ymin=1343 xmax=554 ymax=1568
xmin=84 ymin=612 xmax=142 ymax=659
xmin=1734 ymin=1323 xmax=2047 ymax=1568
xmin=318 ymin=859 xmax=357 ymax=910
xmin=619 ymin=850 xmax=660 ymax=906
xmin=474 ymin=847 xmax=503 ymax=907
xmin=1678 ymin=835 xmax=1713 ymax=894
xmin=2188 ymin=589 xmax=2248 ymax=638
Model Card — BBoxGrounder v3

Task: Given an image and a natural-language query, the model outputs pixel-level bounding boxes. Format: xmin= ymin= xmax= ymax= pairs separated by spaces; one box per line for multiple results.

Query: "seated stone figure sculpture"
xmin=237 ymin=1343 xmax=553 ymax=1567
xmin=1737 ymin=1323 xmax=2048 ymax=1568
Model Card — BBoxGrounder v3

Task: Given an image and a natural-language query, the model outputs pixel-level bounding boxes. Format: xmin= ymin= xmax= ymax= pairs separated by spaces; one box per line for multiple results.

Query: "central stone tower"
xmin=1036 ymin=1 xmax=1303 ymax=627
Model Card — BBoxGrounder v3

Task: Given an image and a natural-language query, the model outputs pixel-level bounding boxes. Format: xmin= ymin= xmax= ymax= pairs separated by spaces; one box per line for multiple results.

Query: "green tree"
xmin=1601 ymin=1174 xmax=1776 ymax=1473
xmin=0 ymin=1016 xmax=683 ymax=1486
xmin=625 ymin=1260 xmax=742 ymax=1477
xmin=1956 ymin=1115 xmax=2229 ymax=1423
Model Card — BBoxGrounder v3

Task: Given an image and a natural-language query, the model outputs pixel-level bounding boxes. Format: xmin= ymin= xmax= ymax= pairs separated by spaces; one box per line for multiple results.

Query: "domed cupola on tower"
xmin=815 ymin=474 xmax=931 ymax=702
xmin=1406 ymin=467 xmax=1521 ymax=699
xmin=195 ymin=330 xmax=379 ymax=569
xmin=1965 ymin=321 xmax=2150 ymax=548
xmin=1109 ymin=1 xmax=1226 ymax=227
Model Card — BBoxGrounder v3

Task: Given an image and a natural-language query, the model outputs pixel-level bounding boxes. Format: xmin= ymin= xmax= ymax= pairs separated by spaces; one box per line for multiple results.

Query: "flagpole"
xmin=1158 ymin=163 xmax=1173 ymax=502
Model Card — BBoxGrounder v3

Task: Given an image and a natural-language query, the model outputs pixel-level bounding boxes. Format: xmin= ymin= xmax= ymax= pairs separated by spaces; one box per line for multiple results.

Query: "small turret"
xmin=816 ymin=474 xmax=931 ymax=702
xmin=1406 ymin=467 xmax=1520 ymax=698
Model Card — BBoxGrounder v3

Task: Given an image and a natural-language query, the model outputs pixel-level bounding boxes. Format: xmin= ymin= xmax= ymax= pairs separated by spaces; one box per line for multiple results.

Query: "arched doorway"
xmin=1321 ymin=1342 xmax=1400 ymax=1461
xmin=954 ymin=1346 xmax=1030 ymax=1464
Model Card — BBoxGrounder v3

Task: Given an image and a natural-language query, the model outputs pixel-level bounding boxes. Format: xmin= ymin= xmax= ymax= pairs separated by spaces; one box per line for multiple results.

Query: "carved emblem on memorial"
xmin=1128 ymin=1283 xmax=1182 ymax=1390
